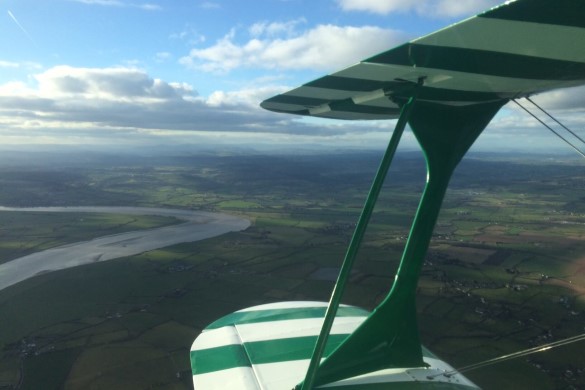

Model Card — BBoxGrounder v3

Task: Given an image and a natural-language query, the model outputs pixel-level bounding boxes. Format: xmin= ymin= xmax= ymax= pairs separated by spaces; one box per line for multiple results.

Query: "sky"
xmin=1 ymin=0 xmax=585 ymax=153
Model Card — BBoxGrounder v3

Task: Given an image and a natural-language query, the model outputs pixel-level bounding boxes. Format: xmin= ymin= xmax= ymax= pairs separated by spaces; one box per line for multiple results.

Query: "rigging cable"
xmin=428 ymin=332 xmax=585 ymax=379
xmin=512 ymin=99 xmax=585 ymax=159
xmin=525 ymin=96 xmax=585 ymax=146
xmin=428 ymin=99 xmax=585 ymax=380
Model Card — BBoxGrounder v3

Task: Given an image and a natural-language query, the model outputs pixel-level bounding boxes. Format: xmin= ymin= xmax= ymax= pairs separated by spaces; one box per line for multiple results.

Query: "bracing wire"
xmin=512 ymin=99 xmax=585 ymax=159
xmin=427 ymin=99 xmax=585 ymax=381
xmin=526 ymin=96 xmax=585 ymax=146
xmin=428 ymin=332 xmax=585 ymax=379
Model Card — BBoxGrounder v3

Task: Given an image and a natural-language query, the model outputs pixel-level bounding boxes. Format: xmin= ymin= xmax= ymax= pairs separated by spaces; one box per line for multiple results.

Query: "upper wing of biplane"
xmin=261 ymin=0 xmax=585 ymax=120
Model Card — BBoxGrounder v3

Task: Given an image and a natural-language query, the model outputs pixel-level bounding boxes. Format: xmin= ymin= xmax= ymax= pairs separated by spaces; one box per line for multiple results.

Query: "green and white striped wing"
xmin=190 ymin=302 xmax=480 ymax=389
xmin=261 ymin=0 xmax=585 ymax=120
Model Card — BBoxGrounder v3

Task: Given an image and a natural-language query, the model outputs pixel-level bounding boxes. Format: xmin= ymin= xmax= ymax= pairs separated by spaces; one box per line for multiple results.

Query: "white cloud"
xmin=2 ymin=65 xmax=584 ymax=150
xmin=529 ymin=85 xmax=585 ymax=111
xmin=504 ymin=87 xmax=585 ymax=152
xmin=337 ymin=0 xmax=502 ymax=18
xmin=0 ymin=65 xmax=408 ymax=150
xmin=468 ymin=88 xmax=585 ymax=154
xmin=180 ymin=23 xmax=408 ymax=73
xmin=206 ymin=85 xmax=288 ymax=107
xmin=31 ymin=66 xmax=188 ymax=101
xmin=249 ymin=18 xmax=307 ymax=38
xmin=0 ymin=61 xmax=19 ymax=68
xmin=0 ymin=66 xmax=314 ymax=139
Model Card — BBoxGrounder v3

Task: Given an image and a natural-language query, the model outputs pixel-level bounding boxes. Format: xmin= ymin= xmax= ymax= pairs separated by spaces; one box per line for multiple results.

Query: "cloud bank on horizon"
xmin=0 ymin=0 xmax=583 ymax=153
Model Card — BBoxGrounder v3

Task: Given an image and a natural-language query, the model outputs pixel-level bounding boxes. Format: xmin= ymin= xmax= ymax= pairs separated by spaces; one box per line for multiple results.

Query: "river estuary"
xmin=0 ymin=206 xmax=250 ymax=291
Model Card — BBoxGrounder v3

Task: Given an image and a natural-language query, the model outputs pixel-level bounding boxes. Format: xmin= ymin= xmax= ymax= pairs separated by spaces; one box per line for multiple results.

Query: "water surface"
xmin=0 ymin=206 xmax=250 ymax=291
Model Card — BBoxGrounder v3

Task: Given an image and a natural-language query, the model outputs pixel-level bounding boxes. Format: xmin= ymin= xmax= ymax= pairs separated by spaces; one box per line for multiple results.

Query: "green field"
xmin=0 ymin=150 xmax=583 ymax=389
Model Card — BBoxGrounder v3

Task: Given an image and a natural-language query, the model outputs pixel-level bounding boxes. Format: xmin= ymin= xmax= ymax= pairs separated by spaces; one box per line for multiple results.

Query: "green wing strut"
xmin=303 ymin=99 xmax=507 ymax=388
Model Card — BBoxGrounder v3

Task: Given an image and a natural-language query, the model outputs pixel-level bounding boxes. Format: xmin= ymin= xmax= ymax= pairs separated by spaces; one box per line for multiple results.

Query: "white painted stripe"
xmin=416 ymin=17 xmax=585 ymax=63
xmin=193 ymin=366 xmax=261 ymax=390
xmin=262 ymin=96 xmax=489 ymax=118
xmin=193 ymin=302 xmax=368 ymax=351
xmin=336 ymin=62 xmax=585 ymax=95
xmin=285 ymin=87 xmax=397 ymax=109
xmin=191 ymin=325 xmax=241 ymax=351
xmin=282 ymin=87 xmax=399 ymax=110
xmin=262 ymin=98 xmax=398 ymax=112
xmin=335 ymin=63 xmax=420 ymax=86
xmin=253 ymin=359 xmax=311 ymax=389
xmin=288 ymin=86 xmax=359 ymax=100
xmin=358 ymin=96 xmax=400 ymax=108
xmin=309 ymin=104 xmax=331 ymax=116
xmin=192 ymin=316 xmax=366 ymax=350
xmin=352 ymin=89 xmax=386 ymax=105
xmin=236 ymin=301 xmax=330 ymax=312
xmin=235 ymin=316 xmax=366 ymax=343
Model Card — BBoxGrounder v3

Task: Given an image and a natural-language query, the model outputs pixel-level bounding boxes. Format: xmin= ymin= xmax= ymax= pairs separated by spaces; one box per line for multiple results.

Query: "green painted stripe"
xmin=366 ymin=44 xmax=585 ymax=81
xmin=263 ymin=94 xmax=333 ymax=107
xmin=328 ymin=100 xmax=399 ymax=116
xmin=319 ymin=112 xmax=395 ymax=120
xmin=416 ymin=16 xmax=585 ymax=64
xmin=305 ymin=76 xmax=502 ymax=102
xmin=259 ymin=106 xmax=311 ymax=116
xmin=206 ymin=306 xmax=369 ymax=330
xmin=305 ymin=76 xmax=406 ymax=92
xmin=192 ymin=337 xmax=440 ymax=376
xmin=192 ymin=334 xmax=350 ymax=375
xmin=398 ymin=86 xmax=502 ymax=102
xmin=191 ymin=343 xmax=251 ymax=375
xmin=265 ymin=94 xmax=399 ymax=114
xmin=480 ymin=0 xmax=585 ymax=29
xmin=246 ymin=333 xmax=348 ymax=364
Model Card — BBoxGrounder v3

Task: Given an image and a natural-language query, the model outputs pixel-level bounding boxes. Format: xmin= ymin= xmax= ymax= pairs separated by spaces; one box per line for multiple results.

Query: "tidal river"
xmin=0 ymin=206 xmax=250 ymax=292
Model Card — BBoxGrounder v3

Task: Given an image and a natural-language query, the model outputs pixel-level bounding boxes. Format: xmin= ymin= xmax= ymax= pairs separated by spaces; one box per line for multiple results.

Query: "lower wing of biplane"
xmin=191 ymin=302 xmax=478 ymax=389
xmin=191 ymin=0 xmax=585 ymax=388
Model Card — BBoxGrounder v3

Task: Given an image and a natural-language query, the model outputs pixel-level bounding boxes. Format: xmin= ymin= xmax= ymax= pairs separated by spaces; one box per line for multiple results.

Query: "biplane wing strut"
xmin=300 ymin=85 xmax=508 ymax=388
xmin=299 ymin=77 xmax=425 ymax=389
